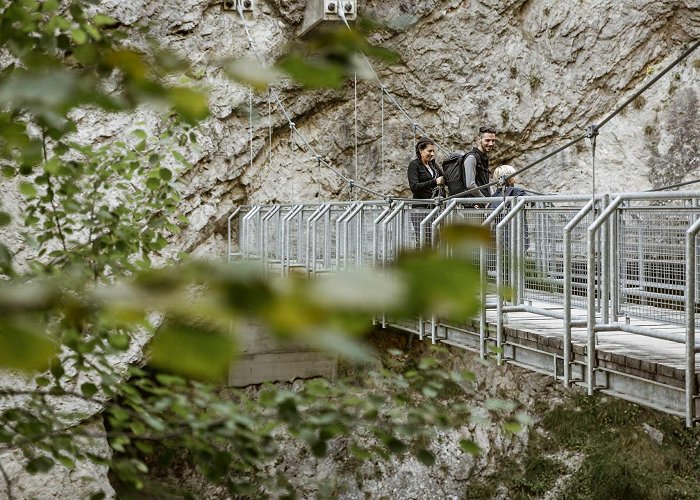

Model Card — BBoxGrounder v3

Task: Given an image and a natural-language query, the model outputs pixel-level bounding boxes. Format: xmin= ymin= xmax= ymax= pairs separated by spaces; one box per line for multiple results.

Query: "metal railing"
xmin=227 ymin=191 xmax=700 ymax=426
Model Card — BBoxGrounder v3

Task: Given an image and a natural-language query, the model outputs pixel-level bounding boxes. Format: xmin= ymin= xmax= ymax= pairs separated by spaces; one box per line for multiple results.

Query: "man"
xmin=462 ymin=126 xmax=496 ymax=199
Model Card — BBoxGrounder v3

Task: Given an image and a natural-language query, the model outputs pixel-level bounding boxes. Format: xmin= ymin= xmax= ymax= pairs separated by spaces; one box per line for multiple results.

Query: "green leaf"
xmin=278 ymin=54 xmax=345 ymax=89
xmin=56 ymin=454 xmax=75 ymax=469
xmin=131 ymin=129 xmax=147 ymax=140
xmin=223 ymin=57 xmax=282 ymax=91
xmin=0 ymin=323 xmax=56 ymax=372
xmin=19 ymin=182 xmax=37 ymax=198
xmin=105 ymin=49 xmax=148 ymax=80
xmin=158 ymin=168 xmax=172 ymax=181
xmin=108 ymin=334 xmax=130 ymax=350
xmin=84 ymin=23 xmax=101 ymax=41
xmin=81 ymin=383 xmax=98 ymax=398
xmin=145 ymin=177 xmax=160 ymax=190
xmin=155 ymin=373 xmax=185 ymax=386
xmin=385 ymin=437 xmax=407 ymax=454
xmin=415 ymin=449 xmax=435 ymax=466
xmin=149 ymin=320 xmax=237 ymax=381
xmin=26 ymin=456 xmax=54 ymax=474
xmin=503 ymin=420 xmax=523 ymax=434
xmin=71 ymin=28 xmax=88 ymax=45
xmin=277 ymin=398 xmax=299 ymax=426
xmin=93 ymin=14 xmax=118 ymax=26
xmin=0 ymin=212 xmax=10 ymax=226
xmin=459 ymin=439 xmax=480 ymax=455
xmin=167 ymin=87 xmax=209 ymax=123
xmin=349 ymin=445 xmax=371 ymax=460
xmin=421 ymin=386 xmax=438 ymax=398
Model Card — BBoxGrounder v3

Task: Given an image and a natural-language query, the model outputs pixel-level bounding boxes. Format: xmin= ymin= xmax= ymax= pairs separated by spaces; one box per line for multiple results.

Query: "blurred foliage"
xmin=0 ymin=1 xmax=519 ymax=497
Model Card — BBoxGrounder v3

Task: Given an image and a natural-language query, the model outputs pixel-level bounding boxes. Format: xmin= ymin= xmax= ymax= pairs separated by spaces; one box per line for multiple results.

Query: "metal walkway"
xmin=228 ymin=192 xmax=700 ymax=426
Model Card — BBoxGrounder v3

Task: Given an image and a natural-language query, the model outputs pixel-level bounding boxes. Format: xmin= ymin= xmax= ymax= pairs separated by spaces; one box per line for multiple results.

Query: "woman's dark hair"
xmin=415 ymin=136 xmax=435 ymax=158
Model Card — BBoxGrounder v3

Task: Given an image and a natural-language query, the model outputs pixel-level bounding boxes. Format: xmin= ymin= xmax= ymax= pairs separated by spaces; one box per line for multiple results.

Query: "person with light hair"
xmin=489 ymin=164 xmax=527 ymax=208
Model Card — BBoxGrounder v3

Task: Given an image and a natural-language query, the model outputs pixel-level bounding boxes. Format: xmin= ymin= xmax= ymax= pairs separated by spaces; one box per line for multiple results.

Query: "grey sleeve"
xmin=463 ymin=155 xmax=484 ymax=197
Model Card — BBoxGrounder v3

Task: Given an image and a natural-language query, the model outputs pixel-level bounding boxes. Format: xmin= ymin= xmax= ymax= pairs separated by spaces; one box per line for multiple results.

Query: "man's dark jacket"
xmin=468 ymin=147 xmax=492 ymax=197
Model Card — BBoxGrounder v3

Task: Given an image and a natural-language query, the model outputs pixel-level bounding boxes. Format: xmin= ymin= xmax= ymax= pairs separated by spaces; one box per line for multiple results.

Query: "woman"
xmin=407 ymin=137 xmax=445 ymax=199
xmin=407 ymin=137 xmax=444 ymax=246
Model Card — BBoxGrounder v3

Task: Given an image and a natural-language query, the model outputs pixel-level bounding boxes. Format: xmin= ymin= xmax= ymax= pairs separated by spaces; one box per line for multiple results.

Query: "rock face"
xmin=1 ymin=0 xmax=699 ymax=259
xmin=66 ymin=0 xmax=700 ymax=257
xmin=1 ymin=0 xmax=699 ymax=497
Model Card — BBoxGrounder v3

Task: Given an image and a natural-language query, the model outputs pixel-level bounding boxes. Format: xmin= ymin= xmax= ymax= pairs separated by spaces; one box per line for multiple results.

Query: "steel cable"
xmin=236 ymin=4 xmax=383 ymax=199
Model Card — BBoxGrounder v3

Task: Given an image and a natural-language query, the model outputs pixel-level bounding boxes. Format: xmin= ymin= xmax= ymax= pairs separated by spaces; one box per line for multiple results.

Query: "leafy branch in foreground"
xmin=0 ymin=1 xmax=519 ymax=497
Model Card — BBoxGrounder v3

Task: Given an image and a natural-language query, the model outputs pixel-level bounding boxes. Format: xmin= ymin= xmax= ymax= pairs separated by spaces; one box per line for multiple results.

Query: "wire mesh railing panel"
xmin=404 ymin=206 xmax=438 ymax=251
xmin=310 ymin=205 xmax=353 ymax=273
xmin=437 ymin=205 xmax=492 ymax=275
xmin=359 ymin=203 xmax=389 ymax=268
xmin=618 ymin=206 xmax=700 ymax=325
xmin=522 ymin=205 xmax=593 ymax=307
xmin=243 ymin=207 xmax=273 ymax=260
xmin=288 ymin=205 xmax=321 ymax=267
xmin=264 ymin=206 xmax=294 ymax=264
xmin=232 ymin=206 xmax=254 ymax=258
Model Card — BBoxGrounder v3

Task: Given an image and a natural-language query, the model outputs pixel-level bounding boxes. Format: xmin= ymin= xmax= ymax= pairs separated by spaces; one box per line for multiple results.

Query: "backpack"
xmin=442 ymin=152 xmax=468 ymax=196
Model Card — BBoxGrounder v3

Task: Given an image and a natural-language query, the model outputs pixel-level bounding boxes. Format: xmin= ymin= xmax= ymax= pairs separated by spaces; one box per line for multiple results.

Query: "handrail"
xmin=562 ymin=198 xmax=597 ymax=386
xmin=281 ymin=203 xmax=304 ymax=274
xmin=226 ymin=206 xmax=242 ymax=263
xmin=494 ymin=198 xmax=528 ymax=364
xmin=685 ymin=217 xmax=700 ymax=427
xmin=420 ymin=205 xmax=442 ymax=250
xmin=586 ymin=196 xmax=624 ymax=394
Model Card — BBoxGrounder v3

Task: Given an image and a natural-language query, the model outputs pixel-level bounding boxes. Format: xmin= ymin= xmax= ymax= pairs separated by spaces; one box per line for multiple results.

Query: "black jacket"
xmin=407 ymin=158 xmax=444 ymax=199
xmin=468 ymin=147 xmax=492 ymax=197
xmin=488 ymin=186 xmax=528 ymax=209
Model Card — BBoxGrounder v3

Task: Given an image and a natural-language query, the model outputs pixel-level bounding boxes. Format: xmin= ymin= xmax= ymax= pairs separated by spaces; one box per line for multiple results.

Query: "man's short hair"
xmin=479 ymin=126 xmax=496 ymax=136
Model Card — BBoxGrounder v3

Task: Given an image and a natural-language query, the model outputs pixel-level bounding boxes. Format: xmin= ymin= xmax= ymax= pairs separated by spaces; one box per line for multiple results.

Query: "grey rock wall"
xmin=1 ymin=0 xmax=699 ymax=496
xmin=150 ymin=0 xmax=699 ymax=253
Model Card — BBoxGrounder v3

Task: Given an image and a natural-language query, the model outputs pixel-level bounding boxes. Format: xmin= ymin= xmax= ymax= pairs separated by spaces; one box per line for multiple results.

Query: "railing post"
xmin=563 ymin=199 xmax=596 ymax=386
xmin=227 ymin=207 xmax=242 ymax=264
xmin=611 ymin=201 xmax=621 ymax=322
xmin=586 ymin=197 xmax=624 ymax=394
xmin=496 ymin=199 xmax=527 ymax=364
xmin=481 ymin=201 xmax=509 ymax=359
xmin=602 ymin=194 xmax=611 ymax=324
xmin=685 ymin=217 xmax=700 ymax=427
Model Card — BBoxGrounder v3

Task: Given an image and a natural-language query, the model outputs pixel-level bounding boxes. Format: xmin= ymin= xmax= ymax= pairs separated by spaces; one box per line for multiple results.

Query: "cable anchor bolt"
xmin=585 ymin=124 xmax=599 ymax=139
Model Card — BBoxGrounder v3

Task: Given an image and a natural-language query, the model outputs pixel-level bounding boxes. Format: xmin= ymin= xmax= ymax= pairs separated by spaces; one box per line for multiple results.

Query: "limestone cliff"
xmin=1 ymin=1 xmax=699 ymax=497
xmin=94 ymin=0 xmax=700 ymax=255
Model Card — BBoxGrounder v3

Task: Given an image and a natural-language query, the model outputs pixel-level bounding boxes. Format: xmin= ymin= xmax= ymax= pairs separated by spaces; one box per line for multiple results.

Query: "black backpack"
xmin=442 ymin=152 xmax=468 ymax=196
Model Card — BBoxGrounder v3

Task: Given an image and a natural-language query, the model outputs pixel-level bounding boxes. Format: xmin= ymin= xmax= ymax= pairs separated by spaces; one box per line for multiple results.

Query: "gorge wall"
xmin=2 ymin=0 xmax=699 ymax=260
xmin=1 ymin=1 xmax=700 ymax=497
xmin=95 ymin=0 xmax=700 ymax=256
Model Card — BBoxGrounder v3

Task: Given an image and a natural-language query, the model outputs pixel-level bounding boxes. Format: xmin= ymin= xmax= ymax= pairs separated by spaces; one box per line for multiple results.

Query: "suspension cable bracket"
xmin=223 ymin=0 xmax=254 ymax=12
xmin=585 ymin=124 xmax=599 ymax=140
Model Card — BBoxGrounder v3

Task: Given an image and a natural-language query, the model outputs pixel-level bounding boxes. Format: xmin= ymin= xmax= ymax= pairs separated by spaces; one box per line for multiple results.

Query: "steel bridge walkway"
xmin=228 ymin=191 xmax=700 ymax=426
xmin=390 ymin=297 xmax=694 ymax=419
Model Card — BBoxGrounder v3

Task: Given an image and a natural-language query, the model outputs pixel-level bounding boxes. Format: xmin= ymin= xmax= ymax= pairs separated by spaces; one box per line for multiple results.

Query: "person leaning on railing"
xmin=407 ymin=137 xmax=445 ymax=245
xmin=407 ymin=137 xmax=445 ymax=200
